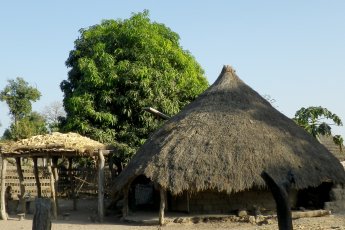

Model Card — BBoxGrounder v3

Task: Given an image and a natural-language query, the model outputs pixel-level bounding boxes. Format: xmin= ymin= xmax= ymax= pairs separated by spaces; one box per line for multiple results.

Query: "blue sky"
xmin=1 ymin=1 xmax=345 ymax=137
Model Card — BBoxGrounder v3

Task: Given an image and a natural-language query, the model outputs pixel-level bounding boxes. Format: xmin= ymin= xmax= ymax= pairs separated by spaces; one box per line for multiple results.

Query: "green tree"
xmin=2 ymin=112 xmax=47 ymax=140
xmin=293 ymin=106 xmax=343 ymax=152
xmin=0 ymin=77 xmax=42 ymax=140
xmin=60 ymin=11 xmax=209 ymax=164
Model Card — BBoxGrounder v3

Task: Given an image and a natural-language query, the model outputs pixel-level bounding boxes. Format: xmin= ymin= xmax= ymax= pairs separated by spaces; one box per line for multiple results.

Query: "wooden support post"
xmin=68 ymin=158 xmax=77 ymax=210
xmin=33 ymin=157 xmax=42 ymax=198
xmin=122 ymin=185 xmax=129 ymax=217
xmin=32 ymin=198 xmax=51 ymax=230
xmin=97 ymin=150 xmax=105 ymax=222
xmin=52 ymin=157 xmax=59 ymax=215
xmin=15 ymin=157 xmax=26 ymax=214
xmin=1 ymin=158 xmax=8 ymax=220
xmin=159 ymin=186 xmax=166 ymax=226
xmin=47 ymin=158 xmax=57 ymax=219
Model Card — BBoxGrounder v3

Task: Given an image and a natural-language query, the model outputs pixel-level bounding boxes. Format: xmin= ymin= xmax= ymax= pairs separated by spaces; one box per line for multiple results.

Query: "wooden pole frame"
xmin=15 ymin=157 xmax=26 ymax=214
xmin=0 ymin=158 xmax=8 ymax=220
xmin=97 ymin=150 xmax=105 ymax=222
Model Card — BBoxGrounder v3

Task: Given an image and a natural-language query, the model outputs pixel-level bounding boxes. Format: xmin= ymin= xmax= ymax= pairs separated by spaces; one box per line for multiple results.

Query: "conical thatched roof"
xmin=0 ymin=132 xmax=108 ymax=157
xmin=115 ymin=65 xmax=345 ymax=195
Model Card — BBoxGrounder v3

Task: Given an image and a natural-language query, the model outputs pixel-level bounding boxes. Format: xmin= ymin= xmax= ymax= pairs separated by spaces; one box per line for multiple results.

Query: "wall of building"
xmin=170 ymin=189 xmax=298 ymax=214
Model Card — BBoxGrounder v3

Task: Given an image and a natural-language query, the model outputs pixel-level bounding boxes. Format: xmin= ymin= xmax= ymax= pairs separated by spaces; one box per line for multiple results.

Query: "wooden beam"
xmin=47 ymin=158 xmax=57 ymax=219
xmin=15 ymin=157 xmax=26 ymax=214
xmin=33 ymin=157 xmax=42 ymax=198
xmin=97 ymin=150 xmax=105 ymax=222
xmin=0 ymin=158 xmax=8 ymax=220
xmin=143 ymin=107 xmax=170 ymax=120
xmin=159 ymin=186 xmax=166 ymax=226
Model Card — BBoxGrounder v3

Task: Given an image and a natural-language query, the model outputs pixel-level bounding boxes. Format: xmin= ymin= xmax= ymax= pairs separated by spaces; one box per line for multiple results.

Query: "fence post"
xmin=32 ymin=198 xmax=51 ymax=230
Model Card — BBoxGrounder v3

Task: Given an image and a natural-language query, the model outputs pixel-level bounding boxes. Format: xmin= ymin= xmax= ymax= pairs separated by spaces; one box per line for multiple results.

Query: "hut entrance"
xmin=296 ymin=182 xmax=333 ymax=209
xmin=129 ymin=175 xmax=159 ymax=211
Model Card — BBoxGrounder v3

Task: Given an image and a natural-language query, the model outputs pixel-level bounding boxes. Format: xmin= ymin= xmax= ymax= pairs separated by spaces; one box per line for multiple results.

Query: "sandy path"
xmin=2 ymin=213 xmax=345 ymax=230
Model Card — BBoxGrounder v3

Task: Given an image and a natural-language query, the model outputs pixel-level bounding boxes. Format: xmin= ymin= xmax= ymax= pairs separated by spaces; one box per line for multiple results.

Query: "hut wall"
xmin=171 ymin=189 xmax=298 ymax=214
xmin=324 ymin=184 xmax=345 ymax=212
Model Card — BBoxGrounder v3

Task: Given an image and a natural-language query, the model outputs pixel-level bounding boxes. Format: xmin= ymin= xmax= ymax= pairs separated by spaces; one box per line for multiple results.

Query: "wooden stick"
xmin=0 ymin=158 xmax=8 ymax=220
xmin=15 ymin=157 xmax=26 ymax=214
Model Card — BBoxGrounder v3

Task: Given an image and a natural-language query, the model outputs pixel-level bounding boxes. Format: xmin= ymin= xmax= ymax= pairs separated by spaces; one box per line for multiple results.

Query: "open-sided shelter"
xmin=114 ymin=65 xmax=345 ymax=224
xmin=0 ymin=132 xmax=112 ymax=221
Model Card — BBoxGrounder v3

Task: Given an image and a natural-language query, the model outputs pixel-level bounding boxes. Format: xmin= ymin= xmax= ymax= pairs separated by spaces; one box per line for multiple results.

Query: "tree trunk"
xmin=261 ymin=171 xmax=294 ymax=230
xmin=97 ymin=150 xmax=105 ymax=222
xmin=32 ymin=198 xmax=51 ymax=230
xmin=0 ymin=158 xmax=8 ymax=220
xmin=33 ymin=157 xmax=42 ymax=198
xmin=15 ymin=157 xmax=26 ymax=213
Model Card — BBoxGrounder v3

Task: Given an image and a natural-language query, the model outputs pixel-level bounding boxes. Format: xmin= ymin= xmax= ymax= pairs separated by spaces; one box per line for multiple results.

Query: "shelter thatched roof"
xmin=115 ymin=65 xmax=345 ymax=195
xmin=0 ymin=132 xmax=110 ymax=157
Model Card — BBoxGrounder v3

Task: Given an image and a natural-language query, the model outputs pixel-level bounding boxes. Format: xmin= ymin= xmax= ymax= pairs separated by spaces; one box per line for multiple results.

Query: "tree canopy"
xmin=0 ymin=77 xmax=45 ymax=140
xmin=60 ymin=11 xmax=209 ymax=161
xmin=293 ymin=106 xmax=343 ymax=152
xmin=0 ymin=77 xmax=41 ymax=123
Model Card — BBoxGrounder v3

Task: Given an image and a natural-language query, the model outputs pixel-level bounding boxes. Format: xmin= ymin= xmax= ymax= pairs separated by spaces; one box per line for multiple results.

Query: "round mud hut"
xmin=114 ymin=65 xmax=345 ymax=222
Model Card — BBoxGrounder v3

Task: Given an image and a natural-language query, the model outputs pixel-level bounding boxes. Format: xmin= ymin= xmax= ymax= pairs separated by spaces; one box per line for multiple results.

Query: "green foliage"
xmin=2 ymin=112 xmax=48 ymax=140
xmin=0 ymin=77 xmax=41 ymax=122
xmin=60 ymin=11 xmax=209 ymax=164
xmin=293 ymin=106 xmax=343 ymax=152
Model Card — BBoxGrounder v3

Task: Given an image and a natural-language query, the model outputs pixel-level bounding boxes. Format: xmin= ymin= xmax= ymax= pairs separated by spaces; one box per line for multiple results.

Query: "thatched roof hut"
xmin=115 ymin=66 xmax=345 ymax=196
xmin=114 ymin=66 xmax=345 ymax=223
xmin=0 ymin=132 xmax=111 ymax=221
xmin=0 ymin=132 xmax=108 ymax=157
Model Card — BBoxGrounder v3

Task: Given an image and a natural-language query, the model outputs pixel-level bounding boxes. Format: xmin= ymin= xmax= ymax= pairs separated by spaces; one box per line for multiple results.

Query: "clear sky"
xmin=1 ymin=1 xmax=345 ymax=137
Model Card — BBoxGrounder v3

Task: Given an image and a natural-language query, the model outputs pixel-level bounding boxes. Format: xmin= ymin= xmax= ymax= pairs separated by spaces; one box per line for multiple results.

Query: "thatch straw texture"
xmin=0 ymin=132 xmax=107 ymax=157
xmin=115 ymin=65 xmax=345 ymax=195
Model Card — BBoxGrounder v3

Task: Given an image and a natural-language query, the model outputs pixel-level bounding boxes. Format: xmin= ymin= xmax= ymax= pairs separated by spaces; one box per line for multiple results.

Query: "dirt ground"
xmin=2 ymin=199 xmax=345 ymax=230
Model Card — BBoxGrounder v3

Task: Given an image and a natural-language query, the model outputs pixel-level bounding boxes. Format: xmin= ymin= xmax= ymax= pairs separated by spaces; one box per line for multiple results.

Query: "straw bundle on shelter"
xmin=0 ymin=132 xmax=107 ymax=157
xmin=115 ymin=65 xmax=345 ymax=196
